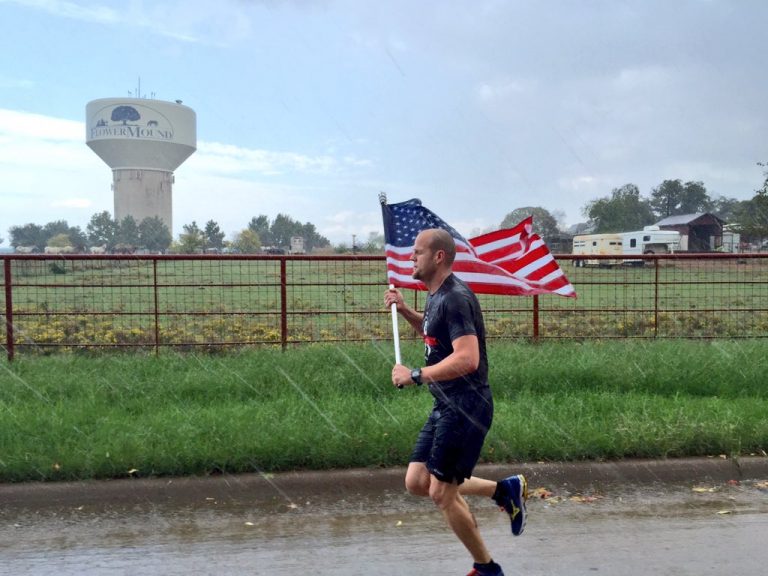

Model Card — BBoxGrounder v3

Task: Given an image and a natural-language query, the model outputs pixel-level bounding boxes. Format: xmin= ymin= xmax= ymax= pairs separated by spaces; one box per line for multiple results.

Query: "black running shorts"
xmin=409 ymin=386 xmax=494 ymax=485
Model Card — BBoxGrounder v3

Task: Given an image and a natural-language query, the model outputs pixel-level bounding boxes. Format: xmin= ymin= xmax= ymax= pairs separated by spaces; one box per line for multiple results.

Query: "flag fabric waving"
xmin=381 ymin=196 xmax=576 ymax=298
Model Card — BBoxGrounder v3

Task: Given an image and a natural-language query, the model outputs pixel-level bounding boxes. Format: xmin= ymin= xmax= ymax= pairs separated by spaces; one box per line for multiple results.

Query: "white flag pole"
xmin=380 ymin=192 xmax=402 ymax=368
xmin=389 ymin=283 xmax=402 ymax=365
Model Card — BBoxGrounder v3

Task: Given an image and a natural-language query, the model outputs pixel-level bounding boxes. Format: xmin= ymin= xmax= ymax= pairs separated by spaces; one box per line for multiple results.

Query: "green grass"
xmin=1 ymin=340 xmax=767 ymax=483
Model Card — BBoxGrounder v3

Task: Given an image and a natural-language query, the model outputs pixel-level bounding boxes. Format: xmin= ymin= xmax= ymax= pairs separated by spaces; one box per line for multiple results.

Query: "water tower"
xmin=86 ymin=98 xmax=196 ymax=234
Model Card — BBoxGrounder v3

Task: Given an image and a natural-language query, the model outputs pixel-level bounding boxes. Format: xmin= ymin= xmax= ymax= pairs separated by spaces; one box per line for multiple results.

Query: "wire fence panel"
xmin=539 ymin=254 xmax=768 ymax=339
xmin=284 ymin=257 xmax=390 ymax=344
xmin=154 ymin=258 xmax=284 ymax=348
xmin=2 ymin=253 xmax=767 ymax=360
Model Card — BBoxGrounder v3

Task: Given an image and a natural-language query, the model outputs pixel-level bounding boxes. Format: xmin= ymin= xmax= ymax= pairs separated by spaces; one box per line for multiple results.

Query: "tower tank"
xmin=86 ymin=98 xmax=197 ymax=235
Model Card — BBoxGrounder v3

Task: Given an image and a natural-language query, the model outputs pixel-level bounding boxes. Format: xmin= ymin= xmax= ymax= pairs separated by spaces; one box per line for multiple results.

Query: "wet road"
xmin=1 ymin=462 xmax=767 ymax=575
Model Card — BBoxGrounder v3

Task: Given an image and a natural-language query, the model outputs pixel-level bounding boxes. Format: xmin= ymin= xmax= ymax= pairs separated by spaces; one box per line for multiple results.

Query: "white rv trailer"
xmin=572 ymin=233 xmax=623 ymax=267
xmin=621 ymin=226 xmax=681 ymax=265
xmin=572 ymin=226 xmax=681 ymax=267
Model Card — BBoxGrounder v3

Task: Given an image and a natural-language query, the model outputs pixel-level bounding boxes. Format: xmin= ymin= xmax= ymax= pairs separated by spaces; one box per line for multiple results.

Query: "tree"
xmin=246 ymin=213 xmax=330 ymax=252
xmin=500 ymin=207 xmax=561 ymax=240
xmin=87 ymin=211 xmax=117 ymax=250
xmin=231 ymin=229 xmax=261 ymax=253
xmin=115 ymin=216 xmax=140 ymax=250
xmin=66 ymin=225 xmax=88 ymax=251
xmin=42 ymin=220 xmax=70 ymax=243
xmin=733 ymin=194 xmax=768 ymax=243
xmin=759 ymin=162 xmax=768 ymax=195
xmin=139 ymin=217 xmax=172 ymax=252
xmin=47 ymin=233 xmax=72 ymax=248
xmin=650 ymin=180 xmax=685 ymax=218
xmin=732 ymin=163 xmax=768 ymax=242
xmin=360 ymin=231 xmax=385 ymax=253
xmin=248 ymin=215 xmax=273 ymax=246
xmin=9 ymin=223 xmax=45 ymax=249
xmin=9 ymin=220 xmax=83 ymax=249
xmin=651 ymin=179 xmax=713 ymax=218
xmin=679 ymin=181 xmax=712 ymax=214
xmin=299 ymin=221 xmax=330 ymax=251
xmin=204 ymin=220 xmax=226 ymax=251
xmin=177 ymin=221 xmax=206 ymax=253
xmin=584 ymin=183 xmax=655 ymax=233
xmin=270 ymin=213 xmax=296 ymax=248
xmin=710 ymin=196 xmax=744 ymax=223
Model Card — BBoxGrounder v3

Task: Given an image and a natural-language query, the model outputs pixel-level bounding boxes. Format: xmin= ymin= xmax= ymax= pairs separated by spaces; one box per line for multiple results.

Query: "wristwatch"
xmin=410 ymin=367 xmax=423 ymax=386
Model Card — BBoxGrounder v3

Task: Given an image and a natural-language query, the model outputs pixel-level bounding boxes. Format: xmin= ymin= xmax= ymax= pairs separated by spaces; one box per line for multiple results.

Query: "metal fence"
xmin=2 ymin=253 xmax=767 ymax=360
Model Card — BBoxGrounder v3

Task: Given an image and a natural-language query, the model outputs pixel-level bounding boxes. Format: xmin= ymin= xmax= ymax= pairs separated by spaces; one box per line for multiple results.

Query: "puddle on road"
xmin=1 ymin=479 xmax=767 ymax=575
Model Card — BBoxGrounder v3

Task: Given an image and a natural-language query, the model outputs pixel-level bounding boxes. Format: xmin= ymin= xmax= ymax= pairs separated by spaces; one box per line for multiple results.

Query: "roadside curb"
xmin=2 ymin=456 xmax=767 ymax=508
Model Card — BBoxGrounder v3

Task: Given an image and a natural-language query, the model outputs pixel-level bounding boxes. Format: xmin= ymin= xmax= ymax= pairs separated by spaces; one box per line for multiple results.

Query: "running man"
xmin=385 ymin=228 xmax=527 ymax=576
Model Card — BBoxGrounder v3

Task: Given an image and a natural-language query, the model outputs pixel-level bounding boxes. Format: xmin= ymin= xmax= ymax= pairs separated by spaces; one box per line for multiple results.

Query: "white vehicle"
xmin=720 ymin=228 xmax=741 ymax=253
xmin=572 ymin=233 xmax=623 ymax=267
xmin=289 ymin=236 xmax=306 ymax=255
xmin=621 ymin=226 xmax=680 ymax=265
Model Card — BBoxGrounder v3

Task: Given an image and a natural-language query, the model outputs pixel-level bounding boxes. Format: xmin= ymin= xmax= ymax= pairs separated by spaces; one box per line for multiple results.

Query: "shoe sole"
xmin=511 ymin=474 xmax=527 ymax=536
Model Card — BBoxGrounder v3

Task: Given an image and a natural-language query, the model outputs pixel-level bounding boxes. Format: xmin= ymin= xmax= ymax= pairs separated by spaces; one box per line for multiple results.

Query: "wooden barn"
xmin=656 ymin=213 xmax=726 ymax=252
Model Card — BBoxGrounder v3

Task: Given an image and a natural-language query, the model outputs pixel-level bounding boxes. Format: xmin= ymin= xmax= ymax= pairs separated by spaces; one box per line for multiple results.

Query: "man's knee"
xmin=405 ymin=465 xmax=430 ymax=496
xmin=429 ymin=478 xmax=459 ymax=510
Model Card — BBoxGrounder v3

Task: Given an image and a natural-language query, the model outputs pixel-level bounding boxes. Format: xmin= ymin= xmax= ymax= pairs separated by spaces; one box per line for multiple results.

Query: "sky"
xmin=0 ymin=0 xmax=766 ymax=247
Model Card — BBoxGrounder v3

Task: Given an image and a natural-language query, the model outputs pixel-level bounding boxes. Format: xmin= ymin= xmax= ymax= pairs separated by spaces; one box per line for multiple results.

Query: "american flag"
xmin=381 ymin=198 xmax=576 ymax=298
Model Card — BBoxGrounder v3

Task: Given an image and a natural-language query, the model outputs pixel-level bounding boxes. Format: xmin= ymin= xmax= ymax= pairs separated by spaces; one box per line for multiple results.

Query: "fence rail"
xmin=2 ymin=253 xmax=767 ymax=360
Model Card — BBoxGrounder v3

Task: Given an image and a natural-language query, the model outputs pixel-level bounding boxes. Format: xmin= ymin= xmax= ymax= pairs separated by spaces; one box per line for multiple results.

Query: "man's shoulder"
xmin=443 ymin=273 xmax=468 ymax=292
xmin=443 ymin=275 xmax=477 ymax=302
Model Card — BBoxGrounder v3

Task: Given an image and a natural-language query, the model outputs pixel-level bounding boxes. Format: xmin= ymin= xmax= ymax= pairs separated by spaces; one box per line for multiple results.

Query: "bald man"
xmin=385 ymin=229 xmax=527 ymax=576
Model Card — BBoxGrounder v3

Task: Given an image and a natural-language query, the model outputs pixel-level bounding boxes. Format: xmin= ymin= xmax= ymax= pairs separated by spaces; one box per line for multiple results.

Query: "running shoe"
xmin=494 ymin=474 xmax=527 ymax=536
xmin=467 ymin=563 xmax=504 ymax=576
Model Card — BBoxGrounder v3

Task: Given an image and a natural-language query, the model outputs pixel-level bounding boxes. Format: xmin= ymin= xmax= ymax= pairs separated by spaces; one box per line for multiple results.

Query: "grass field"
xmin=1 ymin=340 xmax=766 ymax=483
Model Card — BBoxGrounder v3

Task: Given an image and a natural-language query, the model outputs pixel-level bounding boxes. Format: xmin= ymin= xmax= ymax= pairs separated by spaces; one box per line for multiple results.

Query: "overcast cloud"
xmin=0 ymin=0 xmax=765 ymax=245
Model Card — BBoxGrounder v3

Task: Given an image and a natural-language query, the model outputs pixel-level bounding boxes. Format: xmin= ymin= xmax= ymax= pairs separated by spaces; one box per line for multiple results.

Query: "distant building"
xmin=545 ymin=231 xmax=575 ymax=254
xmin=567 ymin=222 xmax=595 ymax=236
xmin=656 ymin=213 xmax=726 ymax=252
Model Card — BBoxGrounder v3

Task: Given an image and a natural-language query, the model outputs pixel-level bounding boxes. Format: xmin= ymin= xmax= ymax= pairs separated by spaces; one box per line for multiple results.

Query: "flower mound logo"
xmin=91 ymin=105 xmax=174 ymax=140
xmin=111 ymin=105 xmax=141 ymax=125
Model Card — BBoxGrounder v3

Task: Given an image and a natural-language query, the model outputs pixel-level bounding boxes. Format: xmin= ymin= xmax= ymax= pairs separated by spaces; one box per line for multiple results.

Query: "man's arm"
xmin=420 ymin=334 xmax=479 ymax=383
xmin=391 ymin=334 xmax=479 ymax=388
xmin=384 ymin=288 xmax=424 ymax=333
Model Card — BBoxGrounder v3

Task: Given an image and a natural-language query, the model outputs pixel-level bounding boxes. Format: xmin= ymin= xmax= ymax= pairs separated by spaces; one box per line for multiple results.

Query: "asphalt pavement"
xmin=2 ymin=457 xmax=767 ymax=575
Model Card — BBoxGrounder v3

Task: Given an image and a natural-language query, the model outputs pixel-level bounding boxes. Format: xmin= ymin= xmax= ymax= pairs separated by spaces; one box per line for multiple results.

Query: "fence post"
xmin=532 ymin=294 xmax=540 ymax=342
xmin=653 ymin=257 xmax=659 ymax=338
xmin=4 ymin=259 xmax=14 ymax=362
xmin=153 ymin=258 xmax=160 ymax=355
xmin=280 ymin=258 xmax=287 ymax=350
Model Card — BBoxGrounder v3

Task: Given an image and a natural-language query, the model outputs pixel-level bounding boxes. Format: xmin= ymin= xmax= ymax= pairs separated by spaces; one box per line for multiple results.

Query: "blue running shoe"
xmin=494 ymin=474 xmax=527 ymax=536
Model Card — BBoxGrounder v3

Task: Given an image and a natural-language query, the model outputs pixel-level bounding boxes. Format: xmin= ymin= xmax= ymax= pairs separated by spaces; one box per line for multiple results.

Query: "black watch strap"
xmin=410 ymin=368 xmax=423 ymax=386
